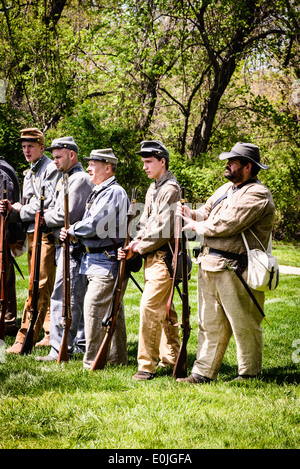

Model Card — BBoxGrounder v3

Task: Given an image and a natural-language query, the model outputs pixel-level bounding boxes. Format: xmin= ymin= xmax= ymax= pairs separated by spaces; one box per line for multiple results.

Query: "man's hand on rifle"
xmin=60 ymin=227 xmax=69 ymax=242
xmin=176 ymin=200 xmax=191 ymax=219
xmin=59 ymin=226 xmax=76 ymax=243
xmin=117 ymin=240 xmax=138 ymax=261
xmin=39 ymin=215 xmax=46 ymax=227
xmin=9 ymin=239 xmax=26 ymax=257
xmin=0 ymin=199 xmax=12 ymax=214
xmin=176 ymin=201 xmax=198 ymax=232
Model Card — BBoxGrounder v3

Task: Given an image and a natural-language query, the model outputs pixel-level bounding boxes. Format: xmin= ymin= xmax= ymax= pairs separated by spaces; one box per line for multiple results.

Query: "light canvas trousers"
xmin=137 ymin=251 xmax=180 ymax=374
xmin=192 ymin=267 xmax=265 ymax=380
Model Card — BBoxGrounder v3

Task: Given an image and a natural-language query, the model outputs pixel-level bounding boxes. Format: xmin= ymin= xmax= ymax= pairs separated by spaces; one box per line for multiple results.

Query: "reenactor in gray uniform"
xmin=36 ymin=136 xmax=93 ymax=362
xmin=60 ymin=148 xmax=129 ymax=369
xmin=4 ymin=128 xmax=60 ymax=353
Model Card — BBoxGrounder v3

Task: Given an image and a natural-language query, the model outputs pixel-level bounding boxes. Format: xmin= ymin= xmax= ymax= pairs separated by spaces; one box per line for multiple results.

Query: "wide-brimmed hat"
xmin=45 ymin=136 xmax=78 ymax=153
xmin=137 ymin=140 xmax=169 ymax=161
xmin=83 ymin=148 xmax=118 ymax=165
xmin=219 ymin=142 xmax=268 ymax=169
xmin=19 ymin=128 xmax=45 ymax=146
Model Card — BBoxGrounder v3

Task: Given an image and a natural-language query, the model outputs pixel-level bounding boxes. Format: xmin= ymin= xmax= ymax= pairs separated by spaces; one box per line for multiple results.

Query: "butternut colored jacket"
xmin=192 ymin=179 xmax=275 ymax=271
xmin=134 ymin=171 xmax=180 ymax=256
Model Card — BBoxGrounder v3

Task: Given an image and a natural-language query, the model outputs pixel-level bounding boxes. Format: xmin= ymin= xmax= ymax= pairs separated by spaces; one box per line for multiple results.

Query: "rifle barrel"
xmin=172 ymin=187 xmax=191 ymax=379
xmin=0 ymin=179 xmax=8 ymax=341
xmin=57 ymin=174 xmax=72 ymax=363
xmin=20 ymin=186 xmax=45 ymax=354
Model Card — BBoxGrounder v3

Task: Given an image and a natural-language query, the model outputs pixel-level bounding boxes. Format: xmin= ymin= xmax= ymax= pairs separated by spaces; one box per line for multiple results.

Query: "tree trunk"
xmin=191 ymin=57 xmax=236 ymax=158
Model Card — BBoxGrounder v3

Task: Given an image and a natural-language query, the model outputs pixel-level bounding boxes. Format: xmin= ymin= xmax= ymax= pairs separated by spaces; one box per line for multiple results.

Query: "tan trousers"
xmin=192 ymin=267 xmax=265 ymax=380
xmin=16 ymin=232 xmax=56 ymax=345
xmin=137 ymin=251 xmax=180 ymax=374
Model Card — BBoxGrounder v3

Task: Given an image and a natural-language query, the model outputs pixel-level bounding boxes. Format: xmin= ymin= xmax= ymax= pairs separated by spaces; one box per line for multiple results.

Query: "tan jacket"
xmin=192 ymin=179 xmax=275 ymax=271
xmin=135 ymin=171 xmax=180 ymax=255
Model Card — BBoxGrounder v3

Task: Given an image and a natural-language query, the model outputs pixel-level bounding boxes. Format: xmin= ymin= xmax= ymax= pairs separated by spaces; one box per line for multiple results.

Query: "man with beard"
xmin=176 ymin=142 xmax=275 ymax=384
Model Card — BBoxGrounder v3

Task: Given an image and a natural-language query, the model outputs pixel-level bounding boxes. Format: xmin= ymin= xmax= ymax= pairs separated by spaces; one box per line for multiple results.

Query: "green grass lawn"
xmin=0 ymin=242 xmax=299 ymax=450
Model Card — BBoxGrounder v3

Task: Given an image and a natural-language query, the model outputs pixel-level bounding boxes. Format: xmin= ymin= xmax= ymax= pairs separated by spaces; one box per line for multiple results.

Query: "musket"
xmin=172 ymin=187 xmax=191 ymax=379
xmin=57 ymin=173 xmax=72 ymax=363
xmin=166 ymin=212 xmax=182 ymax=325
xmin=91 ymin=188 xmax=138 ymax=371
xmin=226 ymin=262 xmax=271 ymax=326
xmin=20 ymin=186 xmax=45 ymax=354
xmin=0 ymin=178 xmax=8 ymax=341
xmin=129 ymin=273 xmax=143 ymax=293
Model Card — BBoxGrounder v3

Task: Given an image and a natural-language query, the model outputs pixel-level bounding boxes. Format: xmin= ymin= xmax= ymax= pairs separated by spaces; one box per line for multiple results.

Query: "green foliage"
xmin=259 ymin=146 xmax=300 ymax=239
xmin=0 ymin=104 xmax=29 ymax=175
xmin=0 ymin=0 xmax=299 ymax=238
xmin=51 ymin=101 xmax=149 ymax=196
xmin=0 ymin=247 xmax=300 ymax=449
xmin=170 ymin=152 xmax=224 ymax=205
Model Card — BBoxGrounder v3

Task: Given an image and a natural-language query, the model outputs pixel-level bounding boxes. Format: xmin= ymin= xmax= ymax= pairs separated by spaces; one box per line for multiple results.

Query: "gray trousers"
xmin=49 ymin=245 xmax=87 ymax=359
xmin=83 ymin=273 xmax=128 ymax=369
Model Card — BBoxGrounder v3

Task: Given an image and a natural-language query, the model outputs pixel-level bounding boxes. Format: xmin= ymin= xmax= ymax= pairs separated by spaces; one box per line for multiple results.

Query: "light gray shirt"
xmin=9 ymin=155 xmax=60 ymax=233
xmin=69 ymin=176 xmax=129 ymax=276
xmin=44 ymin=162 xmax=93 ymax=239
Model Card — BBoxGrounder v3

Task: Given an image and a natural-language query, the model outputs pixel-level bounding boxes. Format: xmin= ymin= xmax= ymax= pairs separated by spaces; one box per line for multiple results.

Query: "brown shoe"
xmin=6 ymin=342 xmax=23 ymax=354
xmin=233 ymin=374 xmax=259 ymax=381
xmin=133 ymin=371 xmax=156 ymax=381
xmin=35 ymin=337 xmax=50 ymax=347
xmin=176 ymin=373 xmax=212 ymax=384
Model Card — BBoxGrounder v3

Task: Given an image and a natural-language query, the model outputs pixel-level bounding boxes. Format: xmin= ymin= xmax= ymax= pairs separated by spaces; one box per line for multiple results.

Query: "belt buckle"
xmin=203 ymin=246 xmax=210 ymax=256
xmin=85 ymin=246 xmax=90 ymax=253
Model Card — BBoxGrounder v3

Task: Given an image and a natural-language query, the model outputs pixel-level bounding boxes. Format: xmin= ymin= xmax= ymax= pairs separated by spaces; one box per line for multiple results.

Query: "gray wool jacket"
xmin=10 ymin=155 xmax=60 ymax=233
xmin=44 ymin=162 xmax=93 ymax=239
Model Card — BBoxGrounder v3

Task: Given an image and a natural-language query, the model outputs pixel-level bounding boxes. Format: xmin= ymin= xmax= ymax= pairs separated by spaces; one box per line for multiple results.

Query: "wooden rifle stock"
xmin=91 ymin=188 xmax=138 ymax=371
xmin=57 ymin=173 xmax=72 ymax=363
xmin=0 ymin=179 xmax=8 ymax=341
xmin=172 ymin=187 xmax=191 ymax=379
xmin=20 ymin=187 xmax=45 ymax=354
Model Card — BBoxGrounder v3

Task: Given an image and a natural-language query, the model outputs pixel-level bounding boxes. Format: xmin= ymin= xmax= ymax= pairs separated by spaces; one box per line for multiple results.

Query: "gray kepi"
xmin=84 ymin=148 xmax=118 ymax=165
xmin=45 ymin=136 xmax=79 ymax=154
xmin=137 ymin=140 xmax=169 ymax=161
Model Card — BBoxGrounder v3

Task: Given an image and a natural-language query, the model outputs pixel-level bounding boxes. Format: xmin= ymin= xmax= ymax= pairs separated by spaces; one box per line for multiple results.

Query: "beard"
xmin=224 ymin=166 xmax=244 ymax=184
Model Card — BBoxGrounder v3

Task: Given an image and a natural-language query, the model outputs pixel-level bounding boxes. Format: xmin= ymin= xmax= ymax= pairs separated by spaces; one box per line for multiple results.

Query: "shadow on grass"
xmin=262 ymin=365 xmax=300 ymax=385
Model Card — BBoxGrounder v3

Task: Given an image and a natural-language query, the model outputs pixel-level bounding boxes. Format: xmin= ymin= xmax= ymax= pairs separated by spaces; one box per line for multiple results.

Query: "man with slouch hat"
xmin=118 ymin=140 xmax=181 ymax=380
xmin=176 ymin=142 xmax=275 ymax=384
xmin=2 ymin=128 xmax=60 ymax=353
